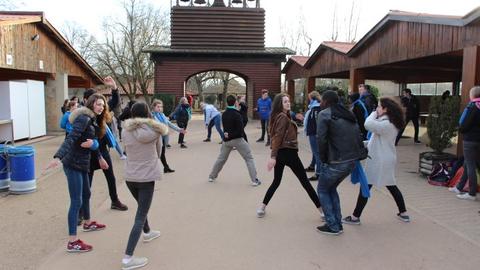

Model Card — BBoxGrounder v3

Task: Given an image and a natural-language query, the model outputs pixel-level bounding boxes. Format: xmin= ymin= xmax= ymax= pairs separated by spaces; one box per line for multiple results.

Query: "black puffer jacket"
xmin=459 ymin=102 xmax=480 ymax=142
xmin=316 ymin=104 xmax=365 ymax=164
xmin=54 ymin=107 xmax=101 ymax=172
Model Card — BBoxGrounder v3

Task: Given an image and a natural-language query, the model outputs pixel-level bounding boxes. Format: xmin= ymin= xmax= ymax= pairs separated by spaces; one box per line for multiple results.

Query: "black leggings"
xmin=352 ymin=184 xmax=406 ymax=218
xmin=125 ymin=181 xmax=154 ymax=256
xmin=88 ymin=153 xmax=119 ymax=202
xmin=177 ymin=121 xmax=188 ymax=144
xmin=160 ymin=137 xmax=170 ymax=170
xmin=262 ymin=148 xmax=321 ymax=208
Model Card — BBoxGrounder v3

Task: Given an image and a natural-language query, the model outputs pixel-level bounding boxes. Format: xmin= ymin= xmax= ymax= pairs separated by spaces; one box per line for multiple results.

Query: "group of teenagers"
xmin=45 ymin=77 xmax=480 ymax=270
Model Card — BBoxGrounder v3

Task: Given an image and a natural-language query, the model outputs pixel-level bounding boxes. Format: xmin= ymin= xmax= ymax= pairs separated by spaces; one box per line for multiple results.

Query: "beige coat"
xmin=122 ymin=118 xmax=168 ymax=182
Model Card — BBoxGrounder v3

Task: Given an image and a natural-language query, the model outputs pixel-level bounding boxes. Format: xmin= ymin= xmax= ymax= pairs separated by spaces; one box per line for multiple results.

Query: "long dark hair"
xmin=379 ymin=97 xmax=405 ymax=130
xmin=131 ymin=102 xmax=151 ymax=118
xmin=269 ymin=93 xmax=289 ymax=123
xmin=85 ymin=93 xmax=109 ymax=138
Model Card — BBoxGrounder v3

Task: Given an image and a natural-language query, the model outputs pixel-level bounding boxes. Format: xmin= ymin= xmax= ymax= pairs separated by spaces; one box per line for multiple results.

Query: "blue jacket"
xmin=153 ymin=111 xmax=180 ymax=137
xmin=60 ymin=111 xmax=73 ymax=133
xmin=304 ymin=100 xmax=321 ymax=136
xmin=257 ymin=97 xmax=272 ymax=120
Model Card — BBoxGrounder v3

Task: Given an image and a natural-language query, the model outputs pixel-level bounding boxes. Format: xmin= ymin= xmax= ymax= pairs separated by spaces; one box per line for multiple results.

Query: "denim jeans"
xmin=317 ymin=161 xmax=355 ymax=232
xmin=125 ymin=181 xmax=155 ymax=256
xmin=308 ymin=135 xmax=321 ymax=174
xmin=207 ymin=115 xmax=224 ymax=140
xmin=63 ymin=165 xmax=91 ymax=236
xmin=456 ymin=141 xmax=480 ymax=196
xmin=260 ymin=119 xmax=270 ymax=141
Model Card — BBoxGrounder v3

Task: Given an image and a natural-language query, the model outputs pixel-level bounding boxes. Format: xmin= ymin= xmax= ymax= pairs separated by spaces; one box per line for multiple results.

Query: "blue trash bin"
xmin=0 ymin=145 xmax=9 ymax=191
xmin=8 ymin=146 xmax=36 ymax=194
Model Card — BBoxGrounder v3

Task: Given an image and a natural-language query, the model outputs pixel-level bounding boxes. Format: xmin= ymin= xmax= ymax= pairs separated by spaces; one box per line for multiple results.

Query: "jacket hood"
xmin=124 ymin=118 xmax=168 ymax=143
xmin=330 ymin=104 xmax=357 ymax=123
xmin=69 ymin=107 xmax=96 ymax=123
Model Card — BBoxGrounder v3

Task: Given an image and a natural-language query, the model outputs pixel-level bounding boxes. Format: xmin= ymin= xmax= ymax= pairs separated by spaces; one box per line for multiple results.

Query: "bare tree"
xmin=279 ymin=9 xmax=312 ymax=56
xmin=187 ymin=71 xmax=217 ymax=102
xmin=94 ymin=0 xmax=170 ymax=103
xmin=330 ymin=1 xmax=361 ymax=43
xmin=218 ymin=72 xmax=239 ymax=109
xmin=0 ymin=0 xmax=15 ymax=10
xmin=330 ymin=4 xmax=339 ymax=41
xmin=61 ymin=21 xmax=97 ymax=65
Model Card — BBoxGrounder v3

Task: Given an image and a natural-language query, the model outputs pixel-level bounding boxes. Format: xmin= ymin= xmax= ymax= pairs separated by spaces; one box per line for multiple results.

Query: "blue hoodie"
xmin=60 ymin=111 xmax=73 ymax=133
xmin=257 ymin=97 xmax=272 ymax=120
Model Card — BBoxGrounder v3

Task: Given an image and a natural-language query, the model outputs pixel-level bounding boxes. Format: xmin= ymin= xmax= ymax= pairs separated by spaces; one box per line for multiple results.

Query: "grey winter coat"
xmin=122 ymin=118 xmax=168 ymax=182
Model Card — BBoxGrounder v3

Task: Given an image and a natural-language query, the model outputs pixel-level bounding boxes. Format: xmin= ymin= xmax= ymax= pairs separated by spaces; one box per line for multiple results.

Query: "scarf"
xmin=351 ymin=161 xmax=370 ymax=198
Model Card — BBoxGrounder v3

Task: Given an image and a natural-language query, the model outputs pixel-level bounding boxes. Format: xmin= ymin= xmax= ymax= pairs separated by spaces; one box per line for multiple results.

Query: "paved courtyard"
xmin=1 ymin=115 xmax=479 ymax=270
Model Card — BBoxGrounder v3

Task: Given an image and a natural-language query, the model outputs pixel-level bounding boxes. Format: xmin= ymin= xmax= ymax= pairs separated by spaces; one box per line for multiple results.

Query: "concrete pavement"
xmin=1 ymin=116 xmax=479 ymax=270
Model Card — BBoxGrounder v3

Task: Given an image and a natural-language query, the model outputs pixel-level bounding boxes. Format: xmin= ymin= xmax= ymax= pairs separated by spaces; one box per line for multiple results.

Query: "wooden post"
xmin=287 ymin=80 xmax=295 ymax=99
xmin=307 ymin=77 xmax=316 ymax=93
xmin=458 ymin=45 xmax=480 ymax=155
xmin=349 ymin=68 xmax=365 ymax=93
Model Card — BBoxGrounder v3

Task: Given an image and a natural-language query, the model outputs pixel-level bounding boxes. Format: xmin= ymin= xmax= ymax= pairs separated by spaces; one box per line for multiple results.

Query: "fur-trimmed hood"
xmin=124 ymin=118 xmax=168 ymax=143
xmin=69 ymin=107 xmax=96 ymax=123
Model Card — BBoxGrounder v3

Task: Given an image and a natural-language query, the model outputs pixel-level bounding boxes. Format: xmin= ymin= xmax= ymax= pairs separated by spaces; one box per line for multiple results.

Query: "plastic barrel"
xmin=8 ymin=146 xmax=36 ymax=194
xmin=0 ymin=145 xmax=9 ymax=191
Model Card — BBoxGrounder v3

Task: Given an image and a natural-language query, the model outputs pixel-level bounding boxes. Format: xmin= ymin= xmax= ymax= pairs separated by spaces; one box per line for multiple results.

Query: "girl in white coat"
xmin=343 ymin=97 xmax=410 ymax=225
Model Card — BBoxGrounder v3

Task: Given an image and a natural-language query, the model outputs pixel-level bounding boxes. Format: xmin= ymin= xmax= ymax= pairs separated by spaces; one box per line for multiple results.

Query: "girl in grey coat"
xmin=343 ymin=97 xmax=410 ymax=225
xmin=121 ymin=102 xmax=168 ymax=270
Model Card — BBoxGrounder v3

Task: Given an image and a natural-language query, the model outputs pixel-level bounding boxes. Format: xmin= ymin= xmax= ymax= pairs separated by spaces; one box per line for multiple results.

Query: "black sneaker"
xmin=305 ymin=166 xmax=315 ymax=172
xmin=397 ymin=213 xmax=410 ymax=222
xmin=203 ymin=138 xmax=211 ymax=142
xmin=256 ymin=138 xmax=264 ymax=142
xmin=164 ymin=168 xmax=175 ymax=173
xmin=342 ymin=216 xmax=361 ymax=225
xmin=180 ymin=144 xmax=187 ymax=149
xmin=339 ymin=224 xmax=344 ymax=233
xmin=316 ymin=224 xmax=341 ymax=235
xmin=414 ymin=140 xmax=422 ymax=144
xmin=166 ymin=144 xmax=171 ymax=148
xmin=265 ymin=141 xmax=270 ymax=146
xmin=308 ymin=175 xmax=318 ymax=181
xmin=111 ymin=200 xmax=128 ymax=211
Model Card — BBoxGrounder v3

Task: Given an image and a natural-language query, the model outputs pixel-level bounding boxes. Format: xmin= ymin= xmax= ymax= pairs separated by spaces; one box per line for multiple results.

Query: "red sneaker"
xmin=67 ymin=239 xmax=92 ymax=253
xmin=83 ymin=221 xmax=106 ymax=232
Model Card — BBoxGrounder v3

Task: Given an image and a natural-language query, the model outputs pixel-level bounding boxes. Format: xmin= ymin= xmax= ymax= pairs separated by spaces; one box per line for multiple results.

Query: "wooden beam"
xmin=458 ymin=45 xmax=480 ymax=155
xmin=349 ymin=68 xmax=365 ymax=93
xmin=287 ymin=80 xmax=295 ymax=99
xmin=307 ymin=77 xmax=316 ymax=93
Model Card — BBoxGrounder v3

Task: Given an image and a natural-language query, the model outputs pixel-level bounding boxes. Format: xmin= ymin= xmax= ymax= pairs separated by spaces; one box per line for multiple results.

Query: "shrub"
xmin=427 ymin=96 xmax=460 ymax=153
xmin=153 ymin=93 xmax=175 ymax=116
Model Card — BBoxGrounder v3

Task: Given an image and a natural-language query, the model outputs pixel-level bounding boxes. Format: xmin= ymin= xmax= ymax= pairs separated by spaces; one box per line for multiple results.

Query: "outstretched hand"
xmin=104 ymin=76 xmax=117 ymax=89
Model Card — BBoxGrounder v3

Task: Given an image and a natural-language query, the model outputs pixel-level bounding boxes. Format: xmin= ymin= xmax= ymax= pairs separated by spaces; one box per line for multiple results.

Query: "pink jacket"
xmin=121 ymin=118 xmax=168 ymax=182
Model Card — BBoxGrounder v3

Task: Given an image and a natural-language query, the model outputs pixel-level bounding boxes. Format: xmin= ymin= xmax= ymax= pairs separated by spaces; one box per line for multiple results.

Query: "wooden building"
xmin=0 ymin=11 xmax=102 ymax=139
xmin=283 ymin=7 xmax=480 ymax=110
xmin=145 ymin=0 xmax=293 ymax=117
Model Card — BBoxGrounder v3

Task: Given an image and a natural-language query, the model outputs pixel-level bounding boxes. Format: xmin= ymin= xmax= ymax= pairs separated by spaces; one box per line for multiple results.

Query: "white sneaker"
xmin=256 ymin=208 xmax=266 ymax=218
xmin=251 ymin=178 xmax=261 ymax=186
xmin=448 ymin=186 xmax=461 ymax=194
xmin=122 ymin=256 xmax=148 ymax=270
xmin=120 ymin=155 xmax=127 ymax=160
xmin=456 ymin=193 xmax=477 ymax=201
xmin=208 ymin=177 xmax=215 ymax=183
xmin=143 ymin=230 xmax=161 ymax=242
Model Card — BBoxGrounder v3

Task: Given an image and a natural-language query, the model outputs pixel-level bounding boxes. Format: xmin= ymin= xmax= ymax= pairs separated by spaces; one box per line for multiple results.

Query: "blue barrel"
xmin=8 ymin=146 xmax=36 ymax=194
xmin=0 ymin=145 xmax=9 ymax=191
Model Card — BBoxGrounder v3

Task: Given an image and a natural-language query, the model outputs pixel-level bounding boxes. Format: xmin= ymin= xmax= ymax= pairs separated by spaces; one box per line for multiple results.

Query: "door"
xmin=9 ymin=81 xmax=29 ymax=140
xmin=25 ymin=80 xmax=46 ymax=138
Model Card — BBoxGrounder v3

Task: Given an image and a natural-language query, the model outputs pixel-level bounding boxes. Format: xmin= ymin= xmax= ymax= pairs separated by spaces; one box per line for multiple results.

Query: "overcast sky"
xmin=11 ymin=0 xmax=480 ymax=52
